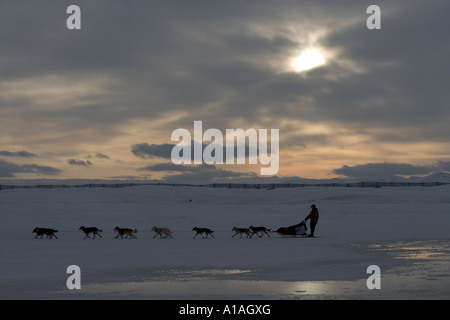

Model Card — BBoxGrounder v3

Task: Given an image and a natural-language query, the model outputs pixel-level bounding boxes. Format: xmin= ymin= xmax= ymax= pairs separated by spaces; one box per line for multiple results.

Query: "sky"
xmin=1 ymin=0 xmax=449 ymax=183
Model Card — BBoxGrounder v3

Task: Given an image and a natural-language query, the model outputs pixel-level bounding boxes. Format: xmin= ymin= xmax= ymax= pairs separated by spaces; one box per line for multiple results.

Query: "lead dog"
xmin=232 ymin=226 xmax=253 ymax=238
xmin=114 ymin=226 xmax=137 ymax=239
xmin=32 ymin=227 xmax=58 ymax=239
xmin=192 ymin=227 xmax=214 ymax=238
xmin=249 ymin=226 xmax=271 ymax=238
xmin=152 ymin=226 xmax=173 ymax=238
xmin=79 ymin=226 xmax=103 ymax=239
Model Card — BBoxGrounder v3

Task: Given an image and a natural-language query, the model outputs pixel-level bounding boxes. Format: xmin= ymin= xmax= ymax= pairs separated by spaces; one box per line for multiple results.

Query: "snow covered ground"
xmin=1 ymin=184 xmax=449 ymax=299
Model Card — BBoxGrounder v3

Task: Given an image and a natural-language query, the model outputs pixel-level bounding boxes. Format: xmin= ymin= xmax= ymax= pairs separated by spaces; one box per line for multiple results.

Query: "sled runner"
xmin=275 ymin=221 xmax=308 ymax=238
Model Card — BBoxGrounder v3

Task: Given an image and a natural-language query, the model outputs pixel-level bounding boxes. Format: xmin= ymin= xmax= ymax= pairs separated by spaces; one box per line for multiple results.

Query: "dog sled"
xmin=275 ymin=221 xmax=308 ymax=238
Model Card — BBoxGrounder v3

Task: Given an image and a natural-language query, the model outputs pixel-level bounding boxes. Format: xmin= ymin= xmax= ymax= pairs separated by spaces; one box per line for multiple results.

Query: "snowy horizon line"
xmin=1 ymin=171 xmax=450 ymax=186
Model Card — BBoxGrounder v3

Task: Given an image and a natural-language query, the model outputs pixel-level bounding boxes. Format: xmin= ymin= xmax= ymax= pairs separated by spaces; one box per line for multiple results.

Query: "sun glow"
xmin=291 ymin=49 xmax=326 ymax=72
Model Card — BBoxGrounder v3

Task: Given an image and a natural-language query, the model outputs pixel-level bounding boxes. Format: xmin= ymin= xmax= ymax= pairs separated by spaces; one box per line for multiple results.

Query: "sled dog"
xmin=32 ymin=227 xmax=58 ymax=239
xmin=192 ymin=227 xmax=214 ymax=238
xmin=79 ymin=226 xmax=103 ymax=239
xmin=152 ymin=226 xmax=173 ymax=238
xmin=249 ymin=226 xmax=271 ymax=238
xmin=232 ymin=226 xmax=253 ymax=238
xmin=114 ymin=226 xmax=137 ymax=239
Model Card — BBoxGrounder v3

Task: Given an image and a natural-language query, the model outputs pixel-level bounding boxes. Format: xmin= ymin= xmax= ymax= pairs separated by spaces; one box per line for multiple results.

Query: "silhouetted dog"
xmin=192 ymin=227 xmax=214 ymax=238
xmin=249 ymin=226 xmax=271 ymax=238
xmin=32 ymin=227 xmax=58 ymax=239
xmin=79 ymin=226 xmax=103 ymax=239
xmin=232 ymin=226 xmax=252 ymax=238
xmin=152 ymin=226 xmax=173 ymax=238
xmin=114 ymin=226 xmax=137 ymax=239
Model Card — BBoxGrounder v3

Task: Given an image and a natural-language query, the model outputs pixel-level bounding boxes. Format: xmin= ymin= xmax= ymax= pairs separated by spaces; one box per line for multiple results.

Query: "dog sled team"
xmin=32 ymin=225 xmax=268 ymax=239
xmin=32 ymin=205 xmax=319 ymax=239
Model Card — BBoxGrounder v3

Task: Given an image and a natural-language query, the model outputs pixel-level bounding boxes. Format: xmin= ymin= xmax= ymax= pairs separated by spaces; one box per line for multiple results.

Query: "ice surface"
xmin=1 ymin=184 xmax=449 ymax=299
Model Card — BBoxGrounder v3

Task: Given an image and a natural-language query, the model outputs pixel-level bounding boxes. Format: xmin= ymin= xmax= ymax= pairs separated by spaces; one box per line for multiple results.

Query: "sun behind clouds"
xmin=291 ymin=48 xmax=326 ymax=72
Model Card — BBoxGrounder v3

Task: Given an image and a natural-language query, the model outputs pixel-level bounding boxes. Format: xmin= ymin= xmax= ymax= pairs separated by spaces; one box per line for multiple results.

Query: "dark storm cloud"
xmin=0 ymin=159 xmax=61 ymax=178
xmin=132 ymin=142 xmax=258 ymax=161
xmin=87 ymin=153 xmax=110 ymax=159
xmin=0 ymin=150 xmax=37 ymax=158
xmin=333 ymin=162 xmax=445 ymax=178
xmin=131 ymin=143 xmax=174 ymax=159
xmin=67 ymin=159 xmax=93 ymax=167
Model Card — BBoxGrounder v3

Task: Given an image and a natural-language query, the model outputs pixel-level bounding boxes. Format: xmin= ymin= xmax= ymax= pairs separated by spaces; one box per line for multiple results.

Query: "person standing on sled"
xmin=303 ymin=204 xmax=319 ymax=237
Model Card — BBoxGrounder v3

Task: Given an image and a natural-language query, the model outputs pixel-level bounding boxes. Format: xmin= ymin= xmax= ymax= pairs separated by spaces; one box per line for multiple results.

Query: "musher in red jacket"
xmin=303 ymin=204 xmax=319 ymax=237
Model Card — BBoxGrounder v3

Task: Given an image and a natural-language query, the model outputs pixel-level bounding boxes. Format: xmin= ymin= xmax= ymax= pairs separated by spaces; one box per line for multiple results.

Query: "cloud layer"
xmin=0 ymin=1 xmax=449 ymax=181
xmin=0 ymin=159 xmax=61 ymax=178
xmin=0 ymin=150 xmax=37 ymax=158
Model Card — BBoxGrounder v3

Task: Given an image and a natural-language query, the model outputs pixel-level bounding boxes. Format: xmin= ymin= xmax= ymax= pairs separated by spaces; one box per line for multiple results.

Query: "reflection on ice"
xmin=367 ymin=240 xmax=450 ymax=261
xmin=73 ymin=279 xmax=370 ymax=299
xmin=159 ymin=268 xmax=254 ymax=280
xmin=63 ymin=240 xmax=450 ymax=299
xmin=69 ymin=270 xmax=450 ymax=300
